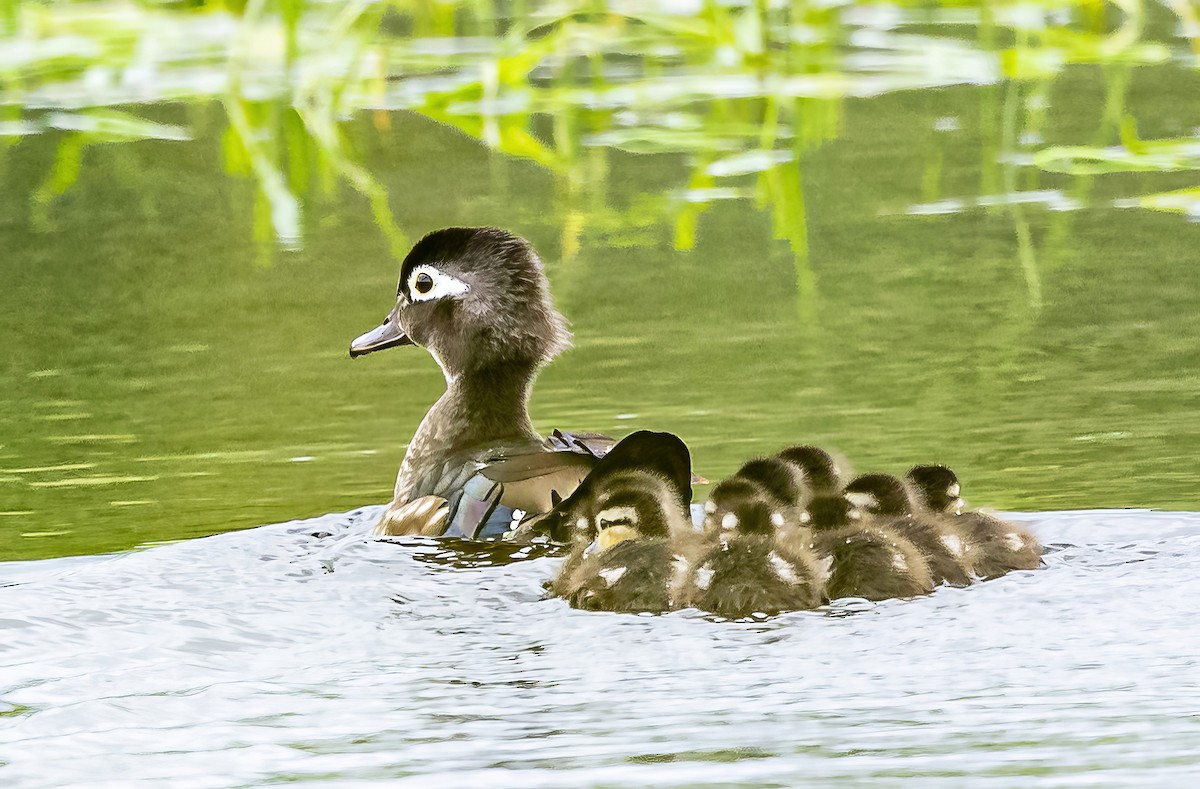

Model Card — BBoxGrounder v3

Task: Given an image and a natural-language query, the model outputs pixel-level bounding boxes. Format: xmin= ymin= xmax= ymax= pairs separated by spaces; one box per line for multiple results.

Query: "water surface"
xmin=2 ymin=509 xmax=1199 ymax=786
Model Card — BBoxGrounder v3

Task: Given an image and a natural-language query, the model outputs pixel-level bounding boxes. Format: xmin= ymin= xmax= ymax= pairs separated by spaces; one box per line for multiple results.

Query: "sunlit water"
xmin=3 ymin=510 xmax=1199 ymax=786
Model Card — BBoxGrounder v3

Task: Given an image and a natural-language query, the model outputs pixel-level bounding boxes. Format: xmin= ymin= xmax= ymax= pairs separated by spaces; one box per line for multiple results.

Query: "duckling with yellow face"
xmin=807 ymin=491 xmax=934 ymax=602
xmin=906 ymin=465 xmax=1043 ymax=579
xmin=688 ymin=478 xmax=826 ymax=618
xmin=545 ymin=431 xmax=696 ymax=613
xmin=844 ymin=472 xmax=975 ymax=587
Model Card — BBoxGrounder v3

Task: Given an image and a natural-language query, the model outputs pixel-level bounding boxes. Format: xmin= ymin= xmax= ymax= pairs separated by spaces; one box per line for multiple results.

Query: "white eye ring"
xmin=407 ymin=264 xmax=470 ymax=303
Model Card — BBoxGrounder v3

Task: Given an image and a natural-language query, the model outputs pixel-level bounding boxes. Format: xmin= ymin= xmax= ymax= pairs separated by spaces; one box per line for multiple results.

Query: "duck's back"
xmin=376 ymin=431 xmax=614 ymax=539
xmin=566 ymin=540 xmax=677 ymax=613
xmin=814 ymin=525 xmax=933 ymax=601
xmin=954 ymin=511 xmax=1042 ymax=578
xmin=886 ymin=515 xmax=973 ymax=586
xmin=690 ymin=542 xmax=824 ymax=617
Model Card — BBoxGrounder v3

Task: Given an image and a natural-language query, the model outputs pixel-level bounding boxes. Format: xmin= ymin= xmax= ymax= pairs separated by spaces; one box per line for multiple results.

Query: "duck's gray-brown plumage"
xmin=844 ymin=472 xmax=974 ymax=586
xmin=906 ymin=464 xmax=1042 ymax=579
xmin=352 ymin=227 xmax=614 ymax=539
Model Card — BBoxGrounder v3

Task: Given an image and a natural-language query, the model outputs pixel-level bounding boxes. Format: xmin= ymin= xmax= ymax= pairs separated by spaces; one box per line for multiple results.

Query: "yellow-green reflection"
xmin=1 ymin=0 xmax=1199 ymax=559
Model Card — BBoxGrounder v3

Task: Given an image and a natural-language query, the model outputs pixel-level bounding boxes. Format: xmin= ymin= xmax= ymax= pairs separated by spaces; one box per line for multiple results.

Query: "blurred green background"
xmin=1 ymin=0 xmax=1199 ymax=560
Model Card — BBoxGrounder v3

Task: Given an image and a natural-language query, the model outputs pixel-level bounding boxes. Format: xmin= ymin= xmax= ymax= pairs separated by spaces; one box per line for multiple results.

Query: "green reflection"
xmin=1 ymin=1 xmax=1199 ymax=559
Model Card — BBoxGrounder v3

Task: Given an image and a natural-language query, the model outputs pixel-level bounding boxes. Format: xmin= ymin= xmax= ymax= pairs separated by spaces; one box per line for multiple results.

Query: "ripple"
xmin=0 ymin=509 xmax=1198 ymax=786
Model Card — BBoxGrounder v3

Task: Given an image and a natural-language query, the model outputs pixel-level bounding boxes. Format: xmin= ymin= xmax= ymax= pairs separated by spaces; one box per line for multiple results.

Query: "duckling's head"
xmin=844 ymin=473 xmax=913 ymax=517
xmin=350 ymin=227 xmax=570 ymax=377
xmin=803 ymin=492 xmax=863 ymax=532
xmin=906 ymin=464 xmax=963 ymax=514
xmin=776 ymin=445 xmax=842 ymax=493
xmin=591 ymin=482 xmax=672 ymax=551
xmin=736 ymin=457 xmax=805 ymax=507
xmin=703 ymin=476 xmax=785 ymax=534
xmin=534 ymin=431 xmax=693 ymax=544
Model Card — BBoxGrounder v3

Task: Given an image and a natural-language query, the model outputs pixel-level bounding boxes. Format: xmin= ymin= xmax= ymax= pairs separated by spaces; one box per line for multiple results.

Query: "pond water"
xmin=2 ymin=0 xmax=1200 ymax=783
xmin=1 ymin=0 xmax=1198 ymax=561
xmin=2 ymin=508 xmax=1200 ymax=786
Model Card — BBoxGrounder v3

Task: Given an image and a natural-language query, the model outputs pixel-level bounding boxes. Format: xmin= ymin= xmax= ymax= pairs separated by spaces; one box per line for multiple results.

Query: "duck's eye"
xmin=407 ymin=265 xmax=470 ymax=303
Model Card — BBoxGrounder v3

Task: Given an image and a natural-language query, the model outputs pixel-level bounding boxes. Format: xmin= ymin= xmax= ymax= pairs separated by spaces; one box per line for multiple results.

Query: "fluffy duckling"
xmin=557 ymin=479 xmax=687 ymax=613
xmin=735 ymin=457 xmax=806 ymax=509
xmin=807 ymin=492 xmax=934 ymax=601
xmin=844 ymin=472 xmax=974 ymax=586
xmin=687 ymin=481 xmax=826 ymax=618
xmin=545 ymin=431 xmax=696 ymax=612
xmin=906 ymin=465 xmax=1043 ymax=579
xmin=776 ymin=444 xmax=843 ymax=494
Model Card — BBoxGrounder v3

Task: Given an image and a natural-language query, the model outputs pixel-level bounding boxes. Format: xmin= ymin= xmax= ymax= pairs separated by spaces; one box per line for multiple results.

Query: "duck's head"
xmin=906 ymin=464 xmax=963 ymax=514
xmin=704 ymin=476 xmax=784 ymax=535
xmin=803 ymin=492 xmax=863 ymax=532
xmin=735 ymin=457 xmax=805 ymax=507
xmin=350 ymin=227 xmax=570 ymax=377
xmin=844 ymin=473 xmax=913 ymax=518
xmin=776 ymin=445 xmax=842 ymax=493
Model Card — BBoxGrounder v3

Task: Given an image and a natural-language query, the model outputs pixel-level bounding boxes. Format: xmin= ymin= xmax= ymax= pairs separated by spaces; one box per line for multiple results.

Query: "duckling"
xmin=687 ymin=481 xmax=825 ymax=618
xmin=807 ymin=492 xmax=933 ymax=601
xmin=735 ymin=457 xmax=806 ymax=509
xmin=557 ymin=482 xmax=686 ymax=613
xmin=776 ymin=444 xmax=843 ymax=494
xmin=844 ymin=472 xmax=974 ymax=586
xmin=906 ymin=465 xmax=1043 ymax=579
xmin=351 ymin=227 xmax=617 ymax=539
xmin=544 ymin=431 xmax=697 ymax=613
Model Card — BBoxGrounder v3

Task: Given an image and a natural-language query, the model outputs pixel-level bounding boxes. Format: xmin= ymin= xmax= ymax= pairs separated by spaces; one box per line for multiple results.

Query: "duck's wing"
xmin=378 ymin=435 xmax=610 ymax=541
xmin=448 ymin=448 xmax=599 ymax=539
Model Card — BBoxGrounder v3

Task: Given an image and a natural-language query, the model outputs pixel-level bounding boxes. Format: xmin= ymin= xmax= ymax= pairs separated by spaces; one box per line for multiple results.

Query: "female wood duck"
xmin=806 ymin=491 xmax=934 ymax=601
xmin=545 ymin=431 xmax=696 ymax=613
xmin=843 ymin=472 xmax=975 ymax=586
xmin=687 ymin=475 xmax=826 ymax=618
xmin=906 ymin=465 xmax=1043 ymax=579
xmin=351 ymin=227 xmax=617 ymax=539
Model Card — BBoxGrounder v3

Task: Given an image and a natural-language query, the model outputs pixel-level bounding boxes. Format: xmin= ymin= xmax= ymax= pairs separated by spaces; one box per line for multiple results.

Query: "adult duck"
xmin=350 ymin=227 xmax=613 ymax=539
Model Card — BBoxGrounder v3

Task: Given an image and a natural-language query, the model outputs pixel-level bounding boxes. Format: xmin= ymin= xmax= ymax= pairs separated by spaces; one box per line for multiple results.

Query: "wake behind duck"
xmin=350 ymin=227 xmax=1043 ymax=616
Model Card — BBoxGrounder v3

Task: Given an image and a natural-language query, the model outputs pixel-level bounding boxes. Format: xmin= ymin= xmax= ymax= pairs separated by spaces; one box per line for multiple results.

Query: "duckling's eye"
xmin=407 ymin=265 xmax=471 ymax=303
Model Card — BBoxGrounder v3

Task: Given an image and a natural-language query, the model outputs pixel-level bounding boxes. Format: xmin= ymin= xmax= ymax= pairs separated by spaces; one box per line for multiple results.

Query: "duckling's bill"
xmin=596 ymin=524 xmax=640 ymax=551
xmin=350 ymin=311 xmax=413 ymax=358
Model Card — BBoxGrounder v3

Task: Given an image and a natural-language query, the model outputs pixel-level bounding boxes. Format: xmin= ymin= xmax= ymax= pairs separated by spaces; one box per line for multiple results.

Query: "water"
xmin=2 ymin=509 xmax=1200 ymax=786
xmin=2 ymin=0 xmax=1200 ymax=560
xmin=2 ymin=1 xmax=1200 ymax=783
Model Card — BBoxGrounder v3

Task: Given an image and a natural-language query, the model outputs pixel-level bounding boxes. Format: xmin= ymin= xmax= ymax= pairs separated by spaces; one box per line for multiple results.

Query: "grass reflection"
xmin=2 ymin=0 xmax=1197 ymax=260
xmin=3 ymin=1 xmax=1200 ymax=558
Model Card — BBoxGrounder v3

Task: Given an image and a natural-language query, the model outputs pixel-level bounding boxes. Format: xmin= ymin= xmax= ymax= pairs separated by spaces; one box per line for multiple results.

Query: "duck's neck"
xmin=394 ymin=361 xmax=540 ymax=501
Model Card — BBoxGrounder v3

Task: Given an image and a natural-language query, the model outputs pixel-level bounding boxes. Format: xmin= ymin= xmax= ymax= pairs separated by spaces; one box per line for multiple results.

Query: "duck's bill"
xmin=350 ymin=316 xmax=412 ymax=358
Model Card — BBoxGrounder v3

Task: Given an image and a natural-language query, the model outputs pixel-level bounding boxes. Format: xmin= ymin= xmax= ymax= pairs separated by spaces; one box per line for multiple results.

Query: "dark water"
xmin=2 ymin=2 xmax=1200 ymax=783
xmin=2 ymin=509 xmax=1200 ymax=786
